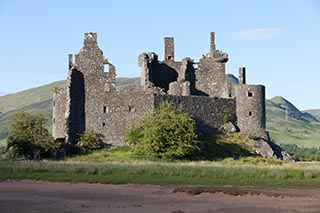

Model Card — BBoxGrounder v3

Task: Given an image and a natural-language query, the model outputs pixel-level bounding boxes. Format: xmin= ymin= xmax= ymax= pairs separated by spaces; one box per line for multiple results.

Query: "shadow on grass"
xmin=196 ymin=132 xmax=255 ymax=161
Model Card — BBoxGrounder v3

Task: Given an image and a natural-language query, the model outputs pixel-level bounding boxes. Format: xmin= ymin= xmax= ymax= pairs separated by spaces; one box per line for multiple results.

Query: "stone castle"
xmin=53 ymin=32 xmax=266 ymax=147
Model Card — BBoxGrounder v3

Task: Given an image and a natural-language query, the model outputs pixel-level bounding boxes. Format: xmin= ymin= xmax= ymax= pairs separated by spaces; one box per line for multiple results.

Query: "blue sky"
xmin=0 ymin=0 xmax=319 ymax=110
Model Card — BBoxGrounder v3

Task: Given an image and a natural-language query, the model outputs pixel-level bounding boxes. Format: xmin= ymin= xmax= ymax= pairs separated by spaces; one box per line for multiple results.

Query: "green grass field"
xmin=1 ymin=159 xmax=320 ymax=187
xmin=1 ymin=148 xmax=320 ymax=188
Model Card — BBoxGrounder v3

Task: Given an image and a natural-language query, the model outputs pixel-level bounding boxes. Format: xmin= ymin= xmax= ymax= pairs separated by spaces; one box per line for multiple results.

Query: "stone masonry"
xmin=53 ymin=32 xmax=267 ymax=147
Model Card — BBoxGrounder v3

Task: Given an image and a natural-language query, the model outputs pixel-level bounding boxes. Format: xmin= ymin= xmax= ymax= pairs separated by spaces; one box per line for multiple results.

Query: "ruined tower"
xmin=235 ymin=67 xmax=266 ymax=134
xmin=53 ymin=32 xmax=116 ymax=142
xmin=195 ymin=32 xmax=232 ymax=98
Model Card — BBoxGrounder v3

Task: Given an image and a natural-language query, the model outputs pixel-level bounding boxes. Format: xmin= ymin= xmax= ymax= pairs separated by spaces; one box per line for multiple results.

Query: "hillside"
xmin=266 ymin=96 xmax=320 ymax=147
xmin=1 ymin=77 xmax=320 ymax=148
xmin=0 ymin=78 xmax=140 ymax=140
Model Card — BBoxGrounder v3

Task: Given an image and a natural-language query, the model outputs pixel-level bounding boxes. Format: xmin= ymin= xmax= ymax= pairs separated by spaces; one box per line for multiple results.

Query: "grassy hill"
xmin=303 ymin=109 xmax=320 ymax=121
xmin=0 ymin=78 xmax=140 ymax=140
xmin=266 ymin=96 xmax=320 ymax=147
xmin=1 ymin=76 xmax=320 ymax=148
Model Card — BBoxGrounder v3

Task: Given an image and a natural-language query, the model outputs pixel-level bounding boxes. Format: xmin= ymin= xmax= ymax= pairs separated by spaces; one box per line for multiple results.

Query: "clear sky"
xmin=0 ymin=0 xmax=319 ymax=110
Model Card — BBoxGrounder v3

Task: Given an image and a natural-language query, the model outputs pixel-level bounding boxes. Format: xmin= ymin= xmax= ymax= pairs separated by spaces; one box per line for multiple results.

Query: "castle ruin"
xmin=53 ymin=32 xmax=267 ymax=148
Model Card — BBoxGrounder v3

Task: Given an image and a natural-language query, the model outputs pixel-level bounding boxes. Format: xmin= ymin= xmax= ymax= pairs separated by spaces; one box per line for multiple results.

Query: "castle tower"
xmin=59 ymin=32 xmax=116 ymax=143
xmin=235 ymin=67 xmax=266 ymax=134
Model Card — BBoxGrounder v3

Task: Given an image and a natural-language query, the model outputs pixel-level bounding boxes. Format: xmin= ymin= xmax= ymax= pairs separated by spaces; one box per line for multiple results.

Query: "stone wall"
xmin=65 ymin=68 xmax=85 ymax=143
xmin=154 ymin=95 xmax=236 ymax=135
xmin=194 ymin=32 xmax=231 ymax=98
xmin=98 ymin=86 xmax=155 ymax=146
xmin=52 ymin=88 xmax=67 ymax=139
xmin=196 ymin=57 xmax=231 ymax=98
xmin=65 ymin=32 xmax=116 ymax=142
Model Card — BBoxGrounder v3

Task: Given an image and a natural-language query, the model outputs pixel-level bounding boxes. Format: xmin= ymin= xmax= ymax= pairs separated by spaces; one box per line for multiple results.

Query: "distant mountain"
xmin=1 ymin=76 xmax=320 ymax=148
xmin=226 ymin=74 xmax=239 ymax=85
xmin=303 ymin=109 xmax=320 ymax=121
xmin=268 ymin=96 xmax=318 ymax=123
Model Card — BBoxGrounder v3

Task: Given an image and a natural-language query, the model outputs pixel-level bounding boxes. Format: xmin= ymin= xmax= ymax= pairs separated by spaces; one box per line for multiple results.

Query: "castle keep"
xmin=53 ymin=32 xmax=266 ymax=146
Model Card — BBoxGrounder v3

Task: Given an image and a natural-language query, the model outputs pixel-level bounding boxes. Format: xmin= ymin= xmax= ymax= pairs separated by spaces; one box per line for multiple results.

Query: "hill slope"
xmin=1 ymin=77 xmax=320 ymax=148
xmin=266 ymin=96 xmax=320 ymax=147
xmin=303 ymin=109 xmax=320 ymax=121
xmin=0 ymin=78 xmax=140 ymax=139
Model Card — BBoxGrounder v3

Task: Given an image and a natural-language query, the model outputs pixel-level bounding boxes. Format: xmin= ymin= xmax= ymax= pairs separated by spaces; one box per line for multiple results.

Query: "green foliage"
xmin=223 ymin=109 xmax=231 ymax=124
xmin=76 ymin=131 xmax=105 ymax=153
xmin=200 ymin=132 xmax=254 ymax=160
xmin=280 ymin=144 xmax=320 ymax=161
xmin=248 ymin=134 xmax=259 ymax=140
xmin=125 ymin=102 xmax=200 ymax=159
xmin=6 ymin=112 xmax=56 ymax=159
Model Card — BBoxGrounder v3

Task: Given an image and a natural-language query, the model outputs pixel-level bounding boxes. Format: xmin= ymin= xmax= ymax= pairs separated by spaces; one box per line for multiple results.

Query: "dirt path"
xmin=1 ymin=180 xmax=320 ymax=213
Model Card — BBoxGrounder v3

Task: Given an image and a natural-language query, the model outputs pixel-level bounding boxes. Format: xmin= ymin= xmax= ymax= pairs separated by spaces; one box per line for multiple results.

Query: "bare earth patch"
xmin=1 ymin=180 xmax=320 ymax=213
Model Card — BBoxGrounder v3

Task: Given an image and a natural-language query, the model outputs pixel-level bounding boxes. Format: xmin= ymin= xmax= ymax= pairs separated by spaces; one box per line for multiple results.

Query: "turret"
xmin=235 ymin=67 xmax=266 ymax=134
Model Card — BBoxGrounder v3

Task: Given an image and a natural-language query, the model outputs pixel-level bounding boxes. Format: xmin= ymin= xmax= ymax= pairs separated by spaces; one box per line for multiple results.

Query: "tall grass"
xmin=2 ymin=159 xmax=320 ymax=187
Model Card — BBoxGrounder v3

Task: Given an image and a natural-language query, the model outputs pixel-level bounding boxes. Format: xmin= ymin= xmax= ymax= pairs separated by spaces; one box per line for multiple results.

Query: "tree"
xmin=7 ymin=112 xmax=55 ymax=159
xmin=125 ymin=102 xmax=200 ymax=159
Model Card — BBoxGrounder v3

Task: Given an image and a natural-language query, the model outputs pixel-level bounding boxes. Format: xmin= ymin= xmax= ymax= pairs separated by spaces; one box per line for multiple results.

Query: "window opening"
xmin=129 ymin=106 xmax=135 ymax=113
xmin=103 ymin=106 xmax=109 ymax=113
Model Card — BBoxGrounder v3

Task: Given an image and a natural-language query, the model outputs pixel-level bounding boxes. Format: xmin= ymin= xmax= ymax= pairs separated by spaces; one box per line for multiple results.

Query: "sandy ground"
xmin=1 ymin=180 xmax=320 ymax=213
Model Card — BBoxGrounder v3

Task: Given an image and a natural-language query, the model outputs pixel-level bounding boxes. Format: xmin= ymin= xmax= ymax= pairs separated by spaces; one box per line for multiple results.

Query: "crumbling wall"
xmin=66 ymin=32 xmax=116 ymax=142
xmin=52 ymin=88 xmax=67 ymax=139
xmin=65 ymin=68 xmax=85 ymax=143
xmin=196 ymin=57 xmax=231 ymax=97
xmin=154 ymin=95 xmax=236 ymax=135
xmin=195 ymin=32 xmax=231 ymax=98
xmin=98 ymin=86 xmax=155 ymax=146
xmin=139 ymin=37 xmax=197 ymax=95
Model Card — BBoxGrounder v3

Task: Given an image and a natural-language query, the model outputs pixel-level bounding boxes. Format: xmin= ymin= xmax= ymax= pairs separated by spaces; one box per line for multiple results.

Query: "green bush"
xmin=125 ymin=102 xmax=200 ymax=159
xmin=280 ymin=144 xmax=320 ymax=161
xmin=76 ymin=131 xmax=105 ymax=153
xmin=7 ymin=112 xmax=56 ymax=160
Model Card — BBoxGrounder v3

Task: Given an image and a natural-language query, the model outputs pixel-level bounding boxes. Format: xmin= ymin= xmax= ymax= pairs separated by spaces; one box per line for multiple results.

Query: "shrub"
xmin=125 ymin=102 xmax=200 ymax=159
xmin=6 ymin=112 xmax=56 ymax=160
xmin=76 ymin=131 xmax=105 ymax=153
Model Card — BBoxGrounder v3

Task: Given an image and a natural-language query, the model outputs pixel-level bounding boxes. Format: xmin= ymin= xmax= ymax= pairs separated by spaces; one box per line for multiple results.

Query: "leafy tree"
xmin=7 ymin=112 xmax=55 ymax=159
xmin=76 ymin=131 xmax=105 ymax=153
xmin=125 ymin=102 xmax=200 ymax=159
